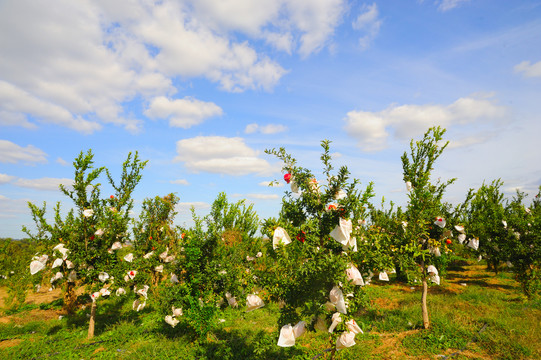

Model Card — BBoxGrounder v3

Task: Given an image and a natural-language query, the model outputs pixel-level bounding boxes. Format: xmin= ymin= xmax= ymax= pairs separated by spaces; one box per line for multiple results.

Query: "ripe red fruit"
xmin=181 ymin=233 xmax=186 ymax=239
xmin=328 ymin=204 xmax=337 ymax=210
xmin=446 ymin=239 xmax=452 ymax=245
xmin=149 ymin=236 xmax=153 ymax=240
xmin=90 ymin=236 xmax=95 ymax=240
xmin=284 ymin=173 xmax=292 ymax=184
xmin=110 ymin=195 xmax=114 ymax=199
xmin=296 ymin=231 xmax=306 ymax=243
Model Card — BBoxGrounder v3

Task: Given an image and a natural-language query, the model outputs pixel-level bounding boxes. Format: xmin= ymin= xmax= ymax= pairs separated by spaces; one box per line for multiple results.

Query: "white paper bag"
xmin=165 ymin=315 xmax=179 ymax=328
xmin=328 ymin=312 xmax=342 ymax=333
xmin=277 ymin=324 xmax=296 ymax=347
xmin=330 ymin=218 xmax=352 ymax=247
xmin=246 ymin=294 xmax=264 ymax=312
xmin=329 ymin=286 xmax=347 ymax=314
xmin=346 ymin=264 xmax=364 ymax=286
xmin=273 ymin=227 xmax=292 ymax=250
xmin=336 ymin=331 xmax=356 ymax=349
xmin=345 ymin=319 xmax=363 ymax=334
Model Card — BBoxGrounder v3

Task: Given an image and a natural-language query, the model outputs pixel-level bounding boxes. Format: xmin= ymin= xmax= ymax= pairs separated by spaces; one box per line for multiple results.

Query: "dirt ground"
xmin=0 ymin=286 xmax=64 ymax=325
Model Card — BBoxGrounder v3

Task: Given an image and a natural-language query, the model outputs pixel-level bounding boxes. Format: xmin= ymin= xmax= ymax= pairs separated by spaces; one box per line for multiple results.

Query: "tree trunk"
xmin=88 ymin=301 xmax=97 ymax=339
xmin=329 ymin=336 xmax=336 ymax=359
xmin=63 ymin=281 xmax=76 ymax=314
xmin=421 ymin=261 xmax=430 ymax=329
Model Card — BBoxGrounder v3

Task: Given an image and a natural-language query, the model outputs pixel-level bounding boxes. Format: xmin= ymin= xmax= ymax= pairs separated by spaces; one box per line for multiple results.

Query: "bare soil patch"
xmin=0 ymin=338 xmax=23 ymax=350
xmin=0 ymin=308 xmax=63 ymax=325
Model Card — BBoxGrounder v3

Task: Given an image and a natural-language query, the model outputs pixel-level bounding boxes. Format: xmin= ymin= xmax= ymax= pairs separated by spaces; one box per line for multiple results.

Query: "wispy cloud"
xmin=352 ymin=3 xmax=382 ymax=50
xmin=14 ymin=177 xmax=73 ymax=191
xmin=514 ymin=60 xmax=541 ymax=78
xmin=245 ymin=123 xmax=288 ymax=134
xmin=438 ymin=0 xmax=471 ymax=12
xmin=170 ymin=179 xmax=190 ymax=185
xmin=0 ymin=140 xmax=47 ymax=164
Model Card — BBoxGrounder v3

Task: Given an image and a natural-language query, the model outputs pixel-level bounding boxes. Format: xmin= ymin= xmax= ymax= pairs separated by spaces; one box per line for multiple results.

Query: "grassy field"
xmin=0 ymin=261 xmax=539 ymax=359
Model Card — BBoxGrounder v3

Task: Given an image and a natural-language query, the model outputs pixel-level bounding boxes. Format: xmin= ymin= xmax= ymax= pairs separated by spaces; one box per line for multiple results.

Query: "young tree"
xmin=263 ymin=140 xmax=376 ymax=356
xmin=24 ymin=150 xmax=147 ymax=338
xmin=155 ymin=192 xmax=263 ymax=338
xmin=400 ymin=126 xmax=456 ymax=329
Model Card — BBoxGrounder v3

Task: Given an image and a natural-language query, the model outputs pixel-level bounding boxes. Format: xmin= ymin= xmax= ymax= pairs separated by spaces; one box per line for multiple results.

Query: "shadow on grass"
xmin=64 ymin=295 xmax=144 ymax=336
xmin=46 ymin=324 xmax=62 ymax=336
xmin=199 ymin=328 xmax=304 ymax=360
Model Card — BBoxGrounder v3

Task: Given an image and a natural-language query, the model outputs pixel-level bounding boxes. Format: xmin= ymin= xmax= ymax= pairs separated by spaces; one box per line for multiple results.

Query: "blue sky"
xmin=1 ymin=0 xmax=540 ymax=239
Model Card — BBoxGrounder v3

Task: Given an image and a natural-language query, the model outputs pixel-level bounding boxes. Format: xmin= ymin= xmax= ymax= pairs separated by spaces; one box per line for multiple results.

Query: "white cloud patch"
xmin=286 ymin=0 xmax=347 ymax=57
xmin=170 ymin=179 xmax=190 ymax=185
xmin=0 ymin=195 xmax=31 ymax=219
xmin=259 ymin=181 xmax=284 ymax=187
xmin=174 ymin=136 xmax=273 ymax=176
xmin=176 ymin=201 xmax=210 ymax=213
xmin=56 ymin=157 xmax=69 ymax=166
xmin=0 ymin=174 xmax=16 ymax=184
xmin=184 ymin=0 xmax=346 ymax=57
xmin=145 ymin=96 xmax=223 ymax=128
xmin=352 ymin=3 xmax=382 ymax=50
xmin=344 ymin=94 xmax=507 ymax=151
xmin=438 ymin=0 xmax=471 ymax=12
xmin=4 ymin=0 xmax=354 ymax=132
xmin=0 ymin=140 xmax=47 ymax=164
xmin=14 ymin=177 xmax=73 ymax=191
xmin=232 ymin=193 xmax=279 ymax=200
xmin=0 ymin=81 xmax=102 ymax=133
xmin=244 ymin=123 xmax=288 ymax=134
xmin=514 ymin=60 xmax=541 ymax=78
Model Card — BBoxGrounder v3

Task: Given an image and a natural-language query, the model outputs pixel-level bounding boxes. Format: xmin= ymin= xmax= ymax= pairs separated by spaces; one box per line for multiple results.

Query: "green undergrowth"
xmin=1 ymin=262 xmax=540 ymax=359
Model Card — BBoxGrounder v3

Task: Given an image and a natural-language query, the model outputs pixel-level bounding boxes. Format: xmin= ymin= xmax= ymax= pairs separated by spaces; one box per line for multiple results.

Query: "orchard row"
xmin=24 ymin=127 xmax=540 ymax=357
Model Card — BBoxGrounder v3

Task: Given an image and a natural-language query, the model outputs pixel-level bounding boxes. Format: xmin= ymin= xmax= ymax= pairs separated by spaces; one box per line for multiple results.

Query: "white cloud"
xmin=352 ymin=3 xmax=382 ymax=50
xmin=0 ymin=81 xmax=102 ymax=134
xmin=0 ymin=0 xmax=295 ymax=133
xmin=286 ymin=0 xmax=347 ymax=57
xmin=0 ymin=1 xmax=146 ymax=133
xmin=514 ymin=60 xmax=541 ymax=78
xmin=176 ymin=201 xmax=210 ymax=213
xmin=259 ymin=181 xmax=284 ymax=187
xmin=144 ymin=96 xmax=223 ymax=128
xmin=174 ymin=136 xmax=273 ymax=176
xmin=0 ymin=195 xmax=31 ymax=219
xmin=247 ymin=193 xmax=280 ymax=200
xmin=438 ymin=0 xmax=471 ymax=12
xmin=232 ymin=193 xmax=279 ymax=200
xmin=56 ymin=157 xmax=69 ymax=166
xmin=344 ymin=94 xmax=507 ymax=151
xmin=244 ymin=123 xmax=288 ymax=134
xmin=0 ymin=140 xmax=47 ymax=164
xmin=170 ymin=179 xmax=190 ymax=185
xmin=0 ymin=174 xmax=16 ymax=184
xmin=14 ymin=177 xmax=73 ymax=191
xmin=183 ymin=0 xmax=346 ymax=57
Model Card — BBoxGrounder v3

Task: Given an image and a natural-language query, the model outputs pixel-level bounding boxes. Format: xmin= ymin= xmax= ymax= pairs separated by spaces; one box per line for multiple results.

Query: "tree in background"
xmin=400 ymin=126 xmax=456 ymax=329
xmin=504 ymin=187 xmax=541 ymax=299
xmin=154 ymin=192 xmax=263 ymax=338
xmin=462 ymin=179 xmax=508 ymax=273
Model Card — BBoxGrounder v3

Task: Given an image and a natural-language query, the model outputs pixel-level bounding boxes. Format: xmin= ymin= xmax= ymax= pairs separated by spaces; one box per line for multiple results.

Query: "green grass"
xmin=1 ymin=262 xmax=540 ymax=359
